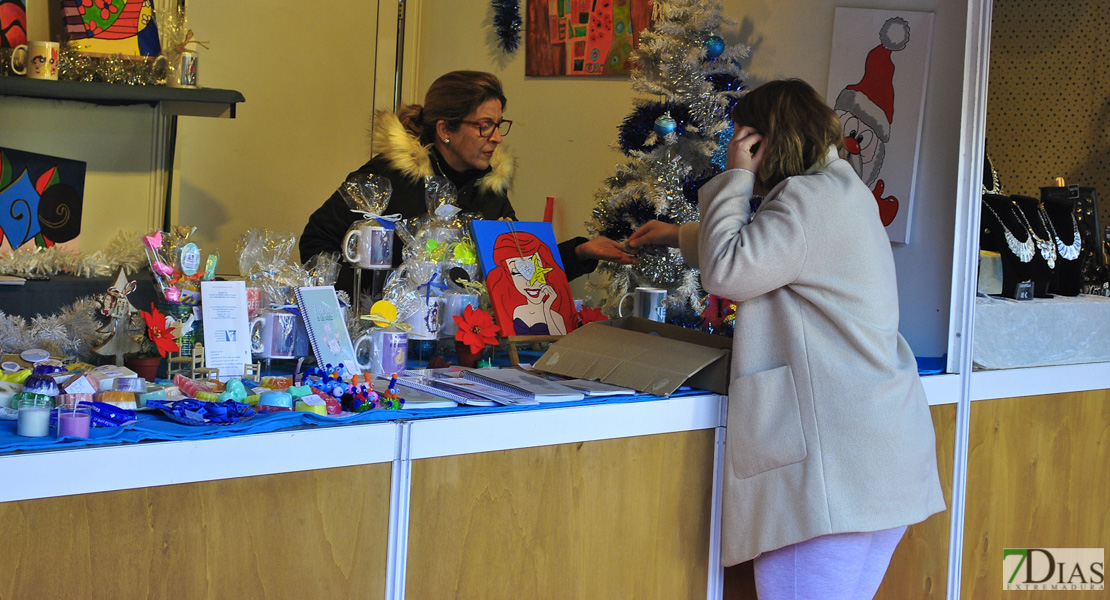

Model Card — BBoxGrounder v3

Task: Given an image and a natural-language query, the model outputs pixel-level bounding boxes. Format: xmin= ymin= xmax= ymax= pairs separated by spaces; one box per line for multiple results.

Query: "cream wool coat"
xmin=677 ymin=148 xmax=946 ymax=566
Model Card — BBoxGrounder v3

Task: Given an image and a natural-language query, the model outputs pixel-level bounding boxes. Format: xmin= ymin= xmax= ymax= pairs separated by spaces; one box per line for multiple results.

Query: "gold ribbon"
xmin=455 ymin=279 xmax=486 ymax=297
xmin=173 ymin=30 xmax=210 ymax=55
xmin=359 ymin=312 xmax=414 ymax=333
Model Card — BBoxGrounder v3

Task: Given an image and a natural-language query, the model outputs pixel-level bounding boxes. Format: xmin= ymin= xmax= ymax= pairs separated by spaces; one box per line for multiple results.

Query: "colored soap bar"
xmin=61 ymin=372 xmax=99 ymax=395
xmin=286 ymin=385 xmax=312 ymax=399
xmin=97 ymin=391 xmax=137 ymax=410
xmin=258 ymin=391 xmax=293 ymax=408
xmin=242 ymin=394 xmax=261 ymax=406
xmin=295 ymin=398 xmax=327 ymax=415
xmin=194 ymin=391 xmax=221 ymax=402
xmin=137 ymin=388 xmax=167 ymax=408
xmin=113 ymin=377 xmax=147 ymax=392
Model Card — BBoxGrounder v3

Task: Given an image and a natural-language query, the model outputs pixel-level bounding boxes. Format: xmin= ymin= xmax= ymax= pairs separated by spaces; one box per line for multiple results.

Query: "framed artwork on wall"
xmin=525 ymin=0 xmax=653 ymax=76
xmin=60 ymin=0 xmax=161 ymax=57
xmin=0 ymin=147 xmax=86 ymax=254
xmin=827 ymin=7 xmax=934 ymax=244
xmin=471 ymin=220 xmax=577 ymax=338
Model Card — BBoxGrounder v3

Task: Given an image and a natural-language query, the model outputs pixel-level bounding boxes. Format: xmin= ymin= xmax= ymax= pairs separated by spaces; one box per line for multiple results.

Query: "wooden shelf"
xmin=0 ymin=76 xmax=243 ymax=117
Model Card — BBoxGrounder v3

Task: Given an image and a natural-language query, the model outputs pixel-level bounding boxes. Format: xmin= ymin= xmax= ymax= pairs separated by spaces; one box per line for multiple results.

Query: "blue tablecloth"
xmin=0 ymin=389 xmax=707 ymax=455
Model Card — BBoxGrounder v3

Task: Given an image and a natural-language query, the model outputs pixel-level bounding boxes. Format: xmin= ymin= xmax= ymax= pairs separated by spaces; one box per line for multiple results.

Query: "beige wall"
xmin=407 ymin=0 xmax=968 ymax=357
xmin=4 ymin=0 xmax=971 ymax=357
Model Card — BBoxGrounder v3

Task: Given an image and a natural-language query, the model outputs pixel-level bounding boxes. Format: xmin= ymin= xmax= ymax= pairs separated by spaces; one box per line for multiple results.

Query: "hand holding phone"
xmin=727 ymin=126 xmax=766 ymax=173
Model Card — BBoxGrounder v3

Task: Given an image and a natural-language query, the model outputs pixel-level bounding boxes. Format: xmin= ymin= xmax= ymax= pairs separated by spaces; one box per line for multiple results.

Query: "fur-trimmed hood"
xmin=371 ymin=109 xmax=514 ymax=196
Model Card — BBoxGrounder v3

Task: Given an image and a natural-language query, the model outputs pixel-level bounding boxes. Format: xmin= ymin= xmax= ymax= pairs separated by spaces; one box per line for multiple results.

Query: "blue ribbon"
xmin=146 ymin=399 xmax=255 ymax=425
xmin=417 ymin=273 xmax=448 ymax=303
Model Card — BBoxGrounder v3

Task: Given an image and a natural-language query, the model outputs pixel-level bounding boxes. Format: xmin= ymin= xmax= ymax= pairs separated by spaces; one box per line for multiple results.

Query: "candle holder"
xmin=55 ymin=404 xmax=93 ymax=439
xmin=16 ymin=395 xmax=53 ymax=437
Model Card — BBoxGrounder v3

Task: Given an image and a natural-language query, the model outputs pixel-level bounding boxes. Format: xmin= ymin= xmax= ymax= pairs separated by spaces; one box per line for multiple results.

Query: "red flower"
xmin=453 ymin=305 xmax=499 ymax=354
xmin=141 ymin=303 xmax=181 ymax=357
xmin=576 ymin=306 xmax=608 ymax=327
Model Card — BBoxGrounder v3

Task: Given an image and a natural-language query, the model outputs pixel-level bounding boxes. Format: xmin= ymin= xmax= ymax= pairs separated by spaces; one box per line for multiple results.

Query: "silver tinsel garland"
xmin=0 ymin=230 xmax=145 ymax=278
xmin=0 ymin=298 xmax=107 ymax=359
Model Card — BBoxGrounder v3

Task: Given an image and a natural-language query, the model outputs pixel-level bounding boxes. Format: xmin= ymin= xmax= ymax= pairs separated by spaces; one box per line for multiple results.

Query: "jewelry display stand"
xmin=1041 ymin=184 xmax=1106 ymax=296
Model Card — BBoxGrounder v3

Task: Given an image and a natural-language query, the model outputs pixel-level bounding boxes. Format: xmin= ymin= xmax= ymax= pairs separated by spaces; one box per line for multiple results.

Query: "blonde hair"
xmin=731 ymin=79 xmax=844 ymax=189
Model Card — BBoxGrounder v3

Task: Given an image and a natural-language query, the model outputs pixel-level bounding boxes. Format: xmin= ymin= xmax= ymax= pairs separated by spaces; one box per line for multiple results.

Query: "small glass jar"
xmin=16 ymin=396 xmax=53 ymax=437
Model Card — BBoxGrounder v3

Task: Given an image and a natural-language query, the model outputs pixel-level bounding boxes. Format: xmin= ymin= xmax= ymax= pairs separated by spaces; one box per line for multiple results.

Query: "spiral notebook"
xmin=461 ymin=368 xmax=584 ymax=403
xmin=391 ymin=375 xmax=498 ymax=407
xmin=294 ymin=286 xmax=358 ymax=373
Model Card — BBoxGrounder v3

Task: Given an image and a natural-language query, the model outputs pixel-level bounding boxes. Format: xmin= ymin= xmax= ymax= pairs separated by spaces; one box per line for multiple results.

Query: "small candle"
xmin=17 ymin=402 xmax=52 ymax=437
xmin=58 ymin=409 xmax=92 ymax=439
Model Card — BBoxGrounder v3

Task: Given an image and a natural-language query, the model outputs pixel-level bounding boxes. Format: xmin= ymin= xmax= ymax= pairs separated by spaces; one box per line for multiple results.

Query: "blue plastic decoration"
xmin=618 ymin=102 xmax=693 ymax=154
xmin=492 ymin=0 xmax=522 ymax=53
xmin=704 ymin=35 xmax=726 ymax=59
xmin=654 ymin=114 xmax=678 ymax=136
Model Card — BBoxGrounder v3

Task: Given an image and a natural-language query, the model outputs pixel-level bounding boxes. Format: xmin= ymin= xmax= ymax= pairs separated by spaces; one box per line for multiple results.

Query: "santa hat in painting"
xmin=834 ymin=17 xmax=910 ymax=143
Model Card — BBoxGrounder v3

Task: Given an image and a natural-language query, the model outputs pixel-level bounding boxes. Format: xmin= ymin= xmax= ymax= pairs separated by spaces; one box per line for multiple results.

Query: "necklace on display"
xmin=982 ymin=200 xmax=1034 ymax=262
xmin=1037 ymin=205 xmax=1082 ymax=261
xmin=1010 ymin=200 xmax=1057 ymax=268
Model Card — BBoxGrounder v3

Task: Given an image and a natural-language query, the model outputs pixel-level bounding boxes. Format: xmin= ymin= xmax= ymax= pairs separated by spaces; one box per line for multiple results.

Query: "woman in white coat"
xmin=627 ymin=79 xmax=945 ymax=599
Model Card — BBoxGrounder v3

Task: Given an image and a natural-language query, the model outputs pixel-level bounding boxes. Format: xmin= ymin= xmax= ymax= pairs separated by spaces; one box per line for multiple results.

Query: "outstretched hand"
xmin=577 ymin=236 xmax=639 ymax=264
xmin=626 ymin=220 xmax=680 ymax=253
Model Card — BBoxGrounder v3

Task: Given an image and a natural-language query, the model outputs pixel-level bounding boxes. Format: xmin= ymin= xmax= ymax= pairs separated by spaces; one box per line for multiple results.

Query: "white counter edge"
xmin=409 ymin=394 xmax=726 ymax=460
xmin=0 ymin=421 xmax=396 ymax=503
xmin=970 ymin=361 xmax=1110 ymax=401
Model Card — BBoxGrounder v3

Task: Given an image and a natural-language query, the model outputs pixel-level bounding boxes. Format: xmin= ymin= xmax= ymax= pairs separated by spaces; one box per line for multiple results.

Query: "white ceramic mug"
xmin=354 ymin=329 xmax=408 ymax=375
xmin=250 ymin=312 xmax=310 ymax=359
xmin=618 ymin=287 xmax=667 ymax=322
xmin=11 ymin=41 xmax=60 ymax=80
xmin=439 ymin=293 xmax=478 ymax=337
xmin=402 ymin=296 xmax=445 ymax=340
xmin=343 ymin=223 xmax=395 ymax=270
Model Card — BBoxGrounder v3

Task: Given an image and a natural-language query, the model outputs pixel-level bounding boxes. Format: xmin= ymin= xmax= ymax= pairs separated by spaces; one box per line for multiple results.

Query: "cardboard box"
xmin=533 ymin=317 xmax=732 ymax=396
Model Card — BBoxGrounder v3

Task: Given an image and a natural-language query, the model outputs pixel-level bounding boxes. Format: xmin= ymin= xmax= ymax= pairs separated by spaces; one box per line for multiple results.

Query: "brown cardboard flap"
xmin=534 ymin=317 xmax=731 ymax=396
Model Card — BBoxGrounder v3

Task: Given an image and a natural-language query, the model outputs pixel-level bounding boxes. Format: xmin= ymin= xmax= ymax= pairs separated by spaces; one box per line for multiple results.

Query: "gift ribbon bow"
xmin=455 ymin=279 xmax=486 ymax=297
xmin=173 ymin=30 xmax=210 ymax=54
xmin=417 ymin=273 xmax=448 ymax=303
xmin=359 ymin=312 xmax=414 ymax=332
xmin=351 ymin=210 xmax=402 ymax=225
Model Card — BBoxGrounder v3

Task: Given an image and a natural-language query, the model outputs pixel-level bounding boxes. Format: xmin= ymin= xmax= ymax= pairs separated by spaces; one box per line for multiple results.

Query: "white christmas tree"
xmin=586 ymin=0 xmax=749 ymax=328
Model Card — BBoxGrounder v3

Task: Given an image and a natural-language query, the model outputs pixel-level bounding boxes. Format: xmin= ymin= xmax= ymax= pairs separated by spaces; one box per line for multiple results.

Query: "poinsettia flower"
xmin=576 ymin=306 xmax=608 ymax=327
xmin=141 ymin=303 xmax=181 ymax=357
xmin=454 ymin=305 xmax=499 ymax=354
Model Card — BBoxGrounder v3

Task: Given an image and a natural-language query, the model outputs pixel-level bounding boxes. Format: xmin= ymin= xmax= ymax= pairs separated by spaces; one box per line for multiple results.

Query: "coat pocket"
xmin=726 ymin=365 xmax=808 ymax=479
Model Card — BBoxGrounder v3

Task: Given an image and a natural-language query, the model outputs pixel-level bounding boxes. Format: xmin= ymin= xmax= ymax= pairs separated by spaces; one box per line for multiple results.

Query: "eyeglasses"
xmin=460 ymin=119 xmax=513 ymax=138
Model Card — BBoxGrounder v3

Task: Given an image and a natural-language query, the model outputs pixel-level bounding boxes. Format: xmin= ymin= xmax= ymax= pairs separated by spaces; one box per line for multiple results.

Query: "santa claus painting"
xmin=827 ymin=8 xmax=935 ymax=243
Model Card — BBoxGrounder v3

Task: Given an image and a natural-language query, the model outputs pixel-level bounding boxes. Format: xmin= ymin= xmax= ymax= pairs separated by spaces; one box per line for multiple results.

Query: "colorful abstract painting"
xmin=471 ymin=220 xmax=577 ymax=338
xmin=0 ymin=0 xmax=27 ymax=48
xmin=525 ymin=0 xmax=653 ymax=76
xmin=0 ymin=147 xmax=86 ymax=254
xmin=60 ymin=0 xmax=161 ymax=57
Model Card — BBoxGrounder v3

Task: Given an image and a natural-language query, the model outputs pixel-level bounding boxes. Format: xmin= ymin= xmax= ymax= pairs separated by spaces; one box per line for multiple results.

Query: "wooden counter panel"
xmin=406 ymin=429 xmax=715 ymax=599
xmin=0 ymin=463 xmax=392 ymax=600
xmin=962 ymin=389 xmax=1110 ymax=599
xmin=725 ymin=403 xmax=956 ymax=599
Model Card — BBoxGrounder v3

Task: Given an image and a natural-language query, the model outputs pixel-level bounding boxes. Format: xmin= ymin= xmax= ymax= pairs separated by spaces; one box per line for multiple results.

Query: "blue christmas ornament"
xmin=654 ymin=114 xmax=678 ymax=136
xmin=704 ymin=35 xmax=726 ymax=59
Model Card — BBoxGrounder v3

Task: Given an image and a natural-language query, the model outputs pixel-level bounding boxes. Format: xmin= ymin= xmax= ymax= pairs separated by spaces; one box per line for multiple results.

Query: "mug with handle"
xmin=618 ymin=287 xmax=667 ymax=322
xmin=11 ymin=41 xmax=60 ymax=80
xmin=343 ymin=222 xmax=394 ymax=270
